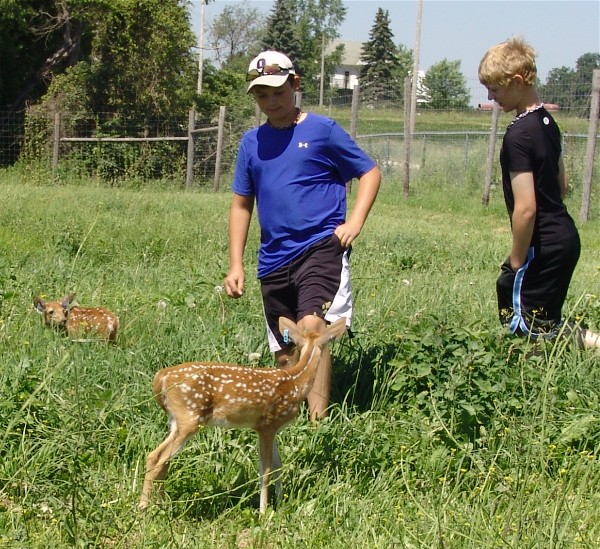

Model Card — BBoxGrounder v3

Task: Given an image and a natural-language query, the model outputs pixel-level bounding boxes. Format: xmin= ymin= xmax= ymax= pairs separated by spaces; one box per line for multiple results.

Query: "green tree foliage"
xmin=423 ymin=59 xmax=470 ymax=110
xmin=540 ymin=67 xmax=574 ymax=110
xmin=208 ymin=1 xmax=266 ymax=67
xmin=359 ymin=8 xmax=405 ymax=104
xmin=2 ymin=0 xmax=197 ymax=120
xmin=299 ymin=0 xmax=346 ymax=101
xmin=16 ymin=0 xmax=198 ymax=181
xmin=397 ymin=44 xmax=414 ymax=81
xmin=195 ymin=61 xmax=254 ymax=125
xmin=60 ymin=0 xmax=196 ymax=118
xmin=260 ymin=0 xmax=302 ymax=66
xmin=0 ymin=0 xmax=84 ymax=110
xmin=539 ymin=53 xmax=600 ymax=117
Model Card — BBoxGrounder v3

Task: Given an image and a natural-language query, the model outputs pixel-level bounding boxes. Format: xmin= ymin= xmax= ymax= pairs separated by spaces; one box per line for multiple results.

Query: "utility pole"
xmin=409 ymin=0 xmax=423 ymax=135
xmin=197 ymin=0 xmax=206 ymax=96
xmin=319 ymin=33 xmax=326 ymax=107
xmin=402 ymin=0 xmax=423 ymax=197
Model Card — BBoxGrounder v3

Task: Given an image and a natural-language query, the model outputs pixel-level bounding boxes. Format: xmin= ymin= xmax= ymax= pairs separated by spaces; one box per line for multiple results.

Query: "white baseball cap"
xmin=246 ymin=51 xmax=296 ymax=92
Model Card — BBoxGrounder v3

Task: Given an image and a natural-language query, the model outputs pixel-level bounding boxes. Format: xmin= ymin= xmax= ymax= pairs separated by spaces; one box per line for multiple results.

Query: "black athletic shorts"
xmin=497 ymin=232 xmax=581 ymax=338
xmin=260 ymin=234 xmax=352 ymax=351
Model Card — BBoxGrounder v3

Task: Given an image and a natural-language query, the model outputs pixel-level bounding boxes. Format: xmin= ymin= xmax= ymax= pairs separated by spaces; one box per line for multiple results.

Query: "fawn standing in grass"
xmin=138 ymin=316 xmax=347 ymax=514
xmin=33 ymin=293 xmax=119 ymax=342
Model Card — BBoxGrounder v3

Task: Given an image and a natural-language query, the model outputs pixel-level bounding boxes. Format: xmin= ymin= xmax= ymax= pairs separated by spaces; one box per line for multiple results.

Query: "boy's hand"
xmin=334 ymin=220 xmax=362 ymax=248
xmin=224 ymin=268 xmax=245 ymax=298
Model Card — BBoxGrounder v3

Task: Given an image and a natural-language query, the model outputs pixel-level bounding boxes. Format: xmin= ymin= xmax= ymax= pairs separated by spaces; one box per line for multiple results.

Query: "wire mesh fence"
xmin=354 ymin=131 xmax=595 ymax=191
xmin=1 ymin=75 xmax=598 ymax=200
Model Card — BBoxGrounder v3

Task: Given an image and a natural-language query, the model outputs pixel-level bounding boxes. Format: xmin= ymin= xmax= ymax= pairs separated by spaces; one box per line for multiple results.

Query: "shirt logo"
xmin=298 ymin=142 xmax=308 ymax=148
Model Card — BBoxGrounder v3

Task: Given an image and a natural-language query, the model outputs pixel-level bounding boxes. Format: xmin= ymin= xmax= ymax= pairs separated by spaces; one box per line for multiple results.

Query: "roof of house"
xmin=325 ymin=39 xmax=365 ymax=67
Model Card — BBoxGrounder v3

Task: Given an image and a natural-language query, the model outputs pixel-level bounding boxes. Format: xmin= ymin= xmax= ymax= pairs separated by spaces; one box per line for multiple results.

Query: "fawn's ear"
xmin=317 ymin=317 xmax=347 ymax=346
xmin=60 ymin=293 xmax=76 ymax=309
xmin=33 ymin=296 xmax=45 ymax=314
xmin=278 ymin=316 xmax=302 ymax=345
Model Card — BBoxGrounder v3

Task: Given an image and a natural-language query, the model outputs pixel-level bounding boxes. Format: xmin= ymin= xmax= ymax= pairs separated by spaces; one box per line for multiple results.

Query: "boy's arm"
xmin=509 ymin=171 xmax=536 ymax=269
xmin=335 ymin=166 xmax=381 ymax=248
xmin=558 ymin=154 xmax=568 ymax=200
xmin=224 ymin=193 xmax=254 ymax=298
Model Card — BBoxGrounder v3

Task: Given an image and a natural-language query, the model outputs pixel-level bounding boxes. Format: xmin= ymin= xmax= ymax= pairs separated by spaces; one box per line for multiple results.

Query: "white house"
xmin=325 ymin=39 xmax=429 ymax=103
xmin=325 ymin=40 xmax=365 ymax=90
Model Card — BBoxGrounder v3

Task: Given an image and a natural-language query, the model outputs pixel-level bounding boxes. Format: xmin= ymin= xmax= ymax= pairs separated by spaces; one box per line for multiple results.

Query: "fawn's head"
xmin=33 ymin=293 xmax=76 ymax=328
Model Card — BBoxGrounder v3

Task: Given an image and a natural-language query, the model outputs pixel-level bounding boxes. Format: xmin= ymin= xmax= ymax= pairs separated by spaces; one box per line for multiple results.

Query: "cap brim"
xmin=247 ymin=74 xmax=291 ymax=93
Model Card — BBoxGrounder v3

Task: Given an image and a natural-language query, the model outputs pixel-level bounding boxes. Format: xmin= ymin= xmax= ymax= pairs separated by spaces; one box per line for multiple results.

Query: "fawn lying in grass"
xmin=138 ymin=316 xmax=346 ymax=513
xmin=33 ymin=293 xmax=119 ymax=342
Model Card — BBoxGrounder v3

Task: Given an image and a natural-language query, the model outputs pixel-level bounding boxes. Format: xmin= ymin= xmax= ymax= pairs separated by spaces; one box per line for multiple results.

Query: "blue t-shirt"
xmin=232 ymin=113 xmax=376 ymax=278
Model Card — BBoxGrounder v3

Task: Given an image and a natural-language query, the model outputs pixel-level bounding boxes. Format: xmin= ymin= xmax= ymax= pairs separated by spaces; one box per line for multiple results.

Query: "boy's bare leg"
xmin=306 ymin=347 xmax=332 ymax=421
xmin=276 ymin=315 xmax=333 ymax=421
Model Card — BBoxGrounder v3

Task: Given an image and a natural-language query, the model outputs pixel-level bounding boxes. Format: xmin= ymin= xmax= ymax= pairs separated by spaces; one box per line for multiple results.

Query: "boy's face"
xmin=250 ymin=78 xmax=299 ymax=125
xmin=484 ymin=77 xmax=521 ymax=113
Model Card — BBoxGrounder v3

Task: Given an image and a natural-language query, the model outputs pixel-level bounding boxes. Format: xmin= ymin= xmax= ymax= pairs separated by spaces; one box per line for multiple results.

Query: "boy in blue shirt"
xmin=224 ymin=51 xmax=381 ymax=420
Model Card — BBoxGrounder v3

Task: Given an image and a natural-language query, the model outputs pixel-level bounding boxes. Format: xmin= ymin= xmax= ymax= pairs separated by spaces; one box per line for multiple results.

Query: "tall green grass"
xmin=1 ymin=172 xmax=600 ymax=547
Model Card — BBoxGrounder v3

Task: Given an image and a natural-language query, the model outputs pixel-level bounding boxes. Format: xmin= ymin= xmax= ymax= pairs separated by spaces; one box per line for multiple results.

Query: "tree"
xmin=17 ymin=0 xmax=198 ymax=180
xmin=540 ymin=66 xmax=575 ymax=110
xmin=208 ymin=1 xmax=266 ymax=67
xmin=539 ymin=53 xmax=600 ymax=116
xmin=359 ymin=8 xmax=405 ymax=104
xmin=572 ymin=53 xmax=600 ymax=116
xmin=39 ymin=0 xmax=197 ymax=119
xmin=257 ymin=0 xmax=346 ymax=102
xmin=0 ymin=0 xmax=85 ymax=111
xmin=195 ymin=60 xmax=254 ymax=124
xmin=423 ymin=59 xmax=470 ymax=110
xmin=301 ymin=0 xmax=346 ymax=105
xmin=260 ymin=0 xmax=302 ymax=67
xmin=1 ymin=0 xmax=197 ymax=119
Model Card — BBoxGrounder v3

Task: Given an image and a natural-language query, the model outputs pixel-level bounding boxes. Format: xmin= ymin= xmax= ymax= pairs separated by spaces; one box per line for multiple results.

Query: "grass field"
xmin=1 ymin=169 xmax=600 ymax=547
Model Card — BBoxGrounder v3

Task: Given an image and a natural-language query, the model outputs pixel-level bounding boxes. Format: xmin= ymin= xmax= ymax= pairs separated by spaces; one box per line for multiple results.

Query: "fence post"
xmin=213 ymin=106 xmax=226 ymax=192
xmin=482 ymin=102 xmax=500 ymax=206
xmin=402 ymin=76 xmax=412 ymax=198
xmin=347 ymin=85 xmax=360 ymax=193
xmin=349 ymin=84 xmax=359 ymax=139
xmin=185 ymin=109 xmax=195 ymax=189
xmin=52 ymin=112 xmax=61 ymax=173
xmin=579 ymin=69 xmax=600 ymax=223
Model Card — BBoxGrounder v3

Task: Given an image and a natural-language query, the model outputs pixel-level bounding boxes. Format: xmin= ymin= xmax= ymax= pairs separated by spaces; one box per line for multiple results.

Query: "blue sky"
xmin=191 ymin=0 xmax=600 ymax=104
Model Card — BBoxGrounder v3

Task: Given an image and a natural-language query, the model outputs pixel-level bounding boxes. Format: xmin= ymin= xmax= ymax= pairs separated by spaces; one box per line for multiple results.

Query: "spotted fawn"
xmin=138 ymin=316 xmax=346 ymax=513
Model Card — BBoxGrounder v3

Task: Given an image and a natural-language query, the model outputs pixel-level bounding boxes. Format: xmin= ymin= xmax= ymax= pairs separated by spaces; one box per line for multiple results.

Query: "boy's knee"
xmin=297 ymin=313 xmax=326 ymax=334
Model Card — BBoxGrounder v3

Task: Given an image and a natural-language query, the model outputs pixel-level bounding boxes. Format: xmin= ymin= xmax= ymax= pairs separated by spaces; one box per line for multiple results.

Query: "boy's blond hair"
xmin=478 ymin=36 xmax=537 ymax=87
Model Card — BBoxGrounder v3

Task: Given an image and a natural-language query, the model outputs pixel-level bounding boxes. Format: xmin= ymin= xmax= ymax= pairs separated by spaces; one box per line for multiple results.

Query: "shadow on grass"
xmin=330 ymin=332 xmax=399 ymax=413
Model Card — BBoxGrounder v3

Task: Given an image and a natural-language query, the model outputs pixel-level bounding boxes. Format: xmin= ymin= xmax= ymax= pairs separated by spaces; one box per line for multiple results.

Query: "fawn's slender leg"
xmin=139 ymin=419 xmax=198 ymax=509
xmin=270 ymin=438 xmax=282 ymax=505
xmin=258 ymin=429 xmax=277 ymax=514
